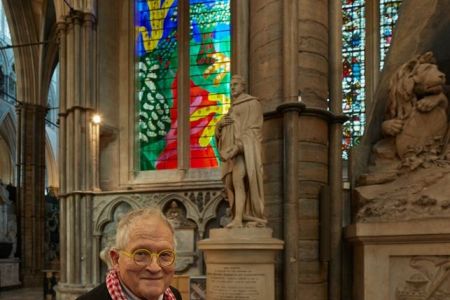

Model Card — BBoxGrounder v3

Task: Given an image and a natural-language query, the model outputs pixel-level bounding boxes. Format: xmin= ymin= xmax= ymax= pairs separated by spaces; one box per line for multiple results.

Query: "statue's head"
xmin=388 ymin=52 xmax=446 ymax=118
xmin=231 ymin=75 xmax=246 ymax=98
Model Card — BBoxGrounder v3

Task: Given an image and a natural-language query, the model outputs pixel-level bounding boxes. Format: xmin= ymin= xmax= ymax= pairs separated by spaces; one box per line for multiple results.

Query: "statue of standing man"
xmin=215 ymin=75 xmax=267 ymax=228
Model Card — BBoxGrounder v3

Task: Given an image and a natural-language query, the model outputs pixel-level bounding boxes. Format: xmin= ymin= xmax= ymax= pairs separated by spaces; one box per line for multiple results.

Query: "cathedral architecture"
xmin=1 ymin=0 xmax=450 ymax=299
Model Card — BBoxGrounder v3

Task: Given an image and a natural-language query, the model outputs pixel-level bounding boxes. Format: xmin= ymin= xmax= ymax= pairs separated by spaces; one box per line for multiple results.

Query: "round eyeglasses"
xmin=120 ymin=249 xmax=176 ymax=268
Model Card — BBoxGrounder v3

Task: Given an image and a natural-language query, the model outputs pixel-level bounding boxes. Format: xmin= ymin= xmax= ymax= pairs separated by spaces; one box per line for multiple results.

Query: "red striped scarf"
xmin=106 ymin=269 xmax=176 ymax=300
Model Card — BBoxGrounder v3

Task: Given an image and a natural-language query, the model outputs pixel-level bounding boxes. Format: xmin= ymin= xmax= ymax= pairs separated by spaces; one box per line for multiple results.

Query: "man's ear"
xmin=110 ymin=249 xmax=120 ymax=268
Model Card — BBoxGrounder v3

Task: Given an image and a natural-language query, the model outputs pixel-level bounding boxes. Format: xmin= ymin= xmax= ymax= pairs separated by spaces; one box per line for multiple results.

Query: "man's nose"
xmin=146 ymin=255 xmax=161 ymax=272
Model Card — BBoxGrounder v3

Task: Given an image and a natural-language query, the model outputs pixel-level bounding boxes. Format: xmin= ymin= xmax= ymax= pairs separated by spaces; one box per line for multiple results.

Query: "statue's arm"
xmin=416 ymin=92 xmax=448 ymax=112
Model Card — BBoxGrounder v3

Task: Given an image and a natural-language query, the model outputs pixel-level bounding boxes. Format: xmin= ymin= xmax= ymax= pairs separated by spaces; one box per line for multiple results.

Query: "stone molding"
xmin=264 ymin=102 xmax=348 ymax=124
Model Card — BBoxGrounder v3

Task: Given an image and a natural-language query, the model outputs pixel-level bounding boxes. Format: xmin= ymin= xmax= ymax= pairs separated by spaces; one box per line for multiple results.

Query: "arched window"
xmin=342 ymin=0 xmax=402 ymax=159
xmin=135 ymin=0 xmax=231 ymax=171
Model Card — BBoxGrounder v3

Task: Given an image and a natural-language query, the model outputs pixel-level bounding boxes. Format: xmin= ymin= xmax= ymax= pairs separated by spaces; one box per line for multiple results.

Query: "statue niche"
xmin=356 ymin=52 xmax=450 ymax=222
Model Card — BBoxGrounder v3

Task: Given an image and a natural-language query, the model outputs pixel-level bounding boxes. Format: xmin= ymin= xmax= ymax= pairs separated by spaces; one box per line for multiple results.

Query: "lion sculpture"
xmin=383 ymin=51 xmax=448 ymax=160
xmin=355 ymin=52 xmax=450 ymax=222
xmin=362 ymin=52 xmax=448 ymax=185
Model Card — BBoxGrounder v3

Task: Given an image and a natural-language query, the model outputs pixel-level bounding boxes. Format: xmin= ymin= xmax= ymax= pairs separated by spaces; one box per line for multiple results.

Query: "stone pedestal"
xmin=0 ymin=258 xmax=20 ymax=287
xmin=346 ymin=219 xmax=450 ymax=300
xmin=198 ymin=228 xmax=283 ymax=300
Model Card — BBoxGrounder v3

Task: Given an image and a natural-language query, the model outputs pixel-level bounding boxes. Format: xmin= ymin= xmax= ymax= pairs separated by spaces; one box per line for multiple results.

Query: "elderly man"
xmin=77 ymin=208 xmax=182 ymax=300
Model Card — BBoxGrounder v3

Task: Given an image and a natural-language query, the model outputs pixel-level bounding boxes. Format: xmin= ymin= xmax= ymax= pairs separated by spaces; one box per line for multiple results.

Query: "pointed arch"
xmin=0 ymin=111 xmax=16 ymax=184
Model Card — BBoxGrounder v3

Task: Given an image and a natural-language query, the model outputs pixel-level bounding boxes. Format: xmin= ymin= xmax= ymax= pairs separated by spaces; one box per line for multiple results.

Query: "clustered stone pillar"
xmin=16 ymin=102 xmax=47 ymax=286
xmin=55 ymin=10 xmax=99 ymax=300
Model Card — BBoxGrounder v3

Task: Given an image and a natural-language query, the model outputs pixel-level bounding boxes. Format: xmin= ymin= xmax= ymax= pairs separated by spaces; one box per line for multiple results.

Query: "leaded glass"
xmin=136 ymin=0 xmax=179 ymax=170
xmin=136 ymin=0 xmax=231 ymax=170
xmin=380 ymin=0 xmax=402 ymax=69
xmin=342 ymin=0 xmax=365 ymax=160
xmin=189 ymin=0 xmax=231 ymax=168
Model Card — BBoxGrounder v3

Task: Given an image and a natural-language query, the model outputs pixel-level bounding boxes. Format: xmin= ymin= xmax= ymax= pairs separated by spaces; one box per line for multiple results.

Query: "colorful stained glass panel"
xmin=136 ymin=0 xmax=179 ymax=170
xmin=189 ymin=0 xmax=231 ymax=168
xmin=342 ymin=0 xmax=365 ymax=160
xmin=380 ymin=0 xmax=402 ymax=69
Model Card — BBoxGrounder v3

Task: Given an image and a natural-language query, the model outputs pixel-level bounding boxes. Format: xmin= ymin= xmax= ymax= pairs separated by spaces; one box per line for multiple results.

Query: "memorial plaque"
xmin=206 ymin=264 xmax=272 ymax=300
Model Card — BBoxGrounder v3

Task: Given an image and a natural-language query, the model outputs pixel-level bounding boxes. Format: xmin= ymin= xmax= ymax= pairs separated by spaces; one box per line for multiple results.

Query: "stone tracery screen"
xmin=135 ymin=0 xmax=231 ymax=171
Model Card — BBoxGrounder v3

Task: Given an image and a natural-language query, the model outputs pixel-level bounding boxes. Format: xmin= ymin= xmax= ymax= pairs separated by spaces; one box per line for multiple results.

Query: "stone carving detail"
xmin=215 ymin=75 xmax=267 ymax=228
xmin=396 ymin=256 xmax=450 ymax=300
xmin=185 ymin=191 xmax=214 ymax=212
xmin=164 ymin=201 xmax=197 ymax=272
xmin=356 ymin=52 xmax=450 ymax=222
xmin=0 ymin=183 xmax=17 ymax=258
xmin=100 ymin=202 xmax=132 ymax=276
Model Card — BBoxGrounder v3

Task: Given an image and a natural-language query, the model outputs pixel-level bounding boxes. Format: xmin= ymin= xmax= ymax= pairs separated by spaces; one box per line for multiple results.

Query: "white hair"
xmin=114 ymin=207 xmax=176 ymax=250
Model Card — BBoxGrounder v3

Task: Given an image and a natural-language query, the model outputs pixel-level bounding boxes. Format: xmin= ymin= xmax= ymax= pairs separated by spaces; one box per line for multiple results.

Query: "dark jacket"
xmin=76 ymin=282 xmax=182 ymax=300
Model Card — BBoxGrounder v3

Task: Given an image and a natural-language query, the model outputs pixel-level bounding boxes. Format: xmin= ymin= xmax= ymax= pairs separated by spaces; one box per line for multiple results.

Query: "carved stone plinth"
xmin=0 ymin=258 xmax=20 ymax=287
xmin=198 ymin=228 xmax=283 ymax=300
xmin=346 ymin=219 xmax=450 ymax=300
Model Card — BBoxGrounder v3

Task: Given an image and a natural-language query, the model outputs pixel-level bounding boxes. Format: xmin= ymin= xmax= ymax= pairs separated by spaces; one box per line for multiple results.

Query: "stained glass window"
xmin=135 ymin=0 xmax=231 ymax=171
xmin=189 ymin=0 xmax=231 ymax=168
xmin=136 ymin=0 xmax=179 ymax=170
xmin=341 ymin=0 xmax=402 ymax=160
xmin=379 ymin=0 xmax=402 ymax=69
xmin=342 ymin=0 xmax=366 ymax=160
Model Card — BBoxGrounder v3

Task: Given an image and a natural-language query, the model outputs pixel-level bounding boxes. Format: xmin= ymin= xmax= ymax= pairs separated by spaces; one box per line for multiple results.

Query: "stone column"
xmin=328 ymin=0 xmax=345 ymax=299
xmin=55 ymin=10 xmax=98 ymax=300
xmin=198 ymin=228 xmax=283 ymax=300
xmin=16 ymin=102 xmax=47 ymax=286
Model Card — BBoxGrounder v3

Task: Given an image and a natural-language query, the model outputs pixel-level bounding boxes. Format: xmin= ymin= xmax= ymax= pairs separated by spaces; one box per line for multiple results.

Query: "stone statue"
xmin=382 ymin=52 xmax=447 ymax=165
xmin=215 ymin=75 xmax=266 ymax=228
xmin=356 ymin=52 xmax=450 ymax=222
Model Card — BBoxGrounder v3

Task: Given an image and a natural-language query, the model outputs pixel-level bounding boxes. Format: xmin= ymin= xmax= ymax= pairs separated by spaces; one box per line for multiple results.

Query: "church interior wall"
xmin=5 ymin=0 xmax=443 ymax=299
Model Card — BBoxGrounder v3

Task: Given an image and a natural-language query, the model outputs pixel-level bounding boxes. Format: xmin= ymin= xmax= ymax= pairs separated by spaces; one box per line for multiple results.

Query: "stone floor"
xmin=0 ymin=287 xmax=44 ymax=300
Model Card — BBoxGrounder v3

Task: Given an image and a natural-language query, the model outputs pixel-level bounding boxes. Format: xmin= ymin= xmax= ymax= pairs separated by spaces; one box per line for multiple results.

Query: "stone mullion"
xmin=178 ymin=0 xmax=190 ymax=170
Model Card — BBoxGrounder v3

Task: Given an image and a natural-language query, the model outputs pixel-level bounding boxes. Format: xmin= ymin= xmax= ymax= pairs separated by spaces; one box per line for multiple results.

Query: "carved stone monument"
xmin=355 ymin=52 xmax=450 ymax=221
xmin=198 ymin=228 xmax=283 ymax=300
xmin=0 ymin=183 xmax=20 ymax=287
xmin=215 ymin=75 xmax=267 ymax=228
xmin=199 ymin=75 xmax=283 ymax=300
xmin=348 ymin=52 xmax=450 ymax=300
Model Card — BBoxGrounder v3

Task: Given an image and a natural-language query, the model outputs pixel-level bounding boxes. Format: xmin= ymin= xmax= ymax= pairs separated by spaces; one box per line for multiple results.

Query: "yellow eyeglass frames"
xmin=120 ymin=248 xmax=176 ymax=268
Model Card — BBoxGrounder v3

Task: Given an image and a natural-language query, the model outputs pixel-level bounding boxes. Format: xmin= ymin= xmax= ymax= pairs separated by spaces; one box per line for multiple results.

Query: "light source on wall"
xmin=92 ymin=113 xmax=102 ymax=125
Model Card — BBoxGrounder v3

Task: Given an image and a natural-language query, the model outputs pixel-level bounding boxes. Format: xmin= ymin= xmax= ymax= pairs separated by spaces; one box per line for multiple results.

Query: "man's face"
xmin=231 ymin=78 xmax=244 ymax=98
xmin=112 ymin=217 xmax=175 ymax=300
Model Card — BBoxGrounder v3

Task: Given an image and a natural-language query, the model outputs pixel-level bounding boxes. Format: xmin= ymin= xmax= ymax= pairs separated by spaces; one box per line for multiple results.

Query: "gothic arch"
xmin=94 ymin=197 xmax=140 ymax=234
xmin=0 ymin=111 xmax=15 ymax=184
xmin=45 ymin=131 xmax=58 ymax=189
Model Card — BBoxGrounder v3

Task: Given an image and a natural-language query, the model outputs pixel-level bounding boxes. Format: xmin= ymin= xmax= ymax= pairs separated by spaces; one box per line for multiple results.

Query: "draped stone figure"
xmin=215 ymin=75 xmax=267 ymax=228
